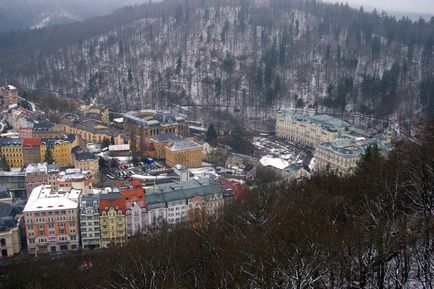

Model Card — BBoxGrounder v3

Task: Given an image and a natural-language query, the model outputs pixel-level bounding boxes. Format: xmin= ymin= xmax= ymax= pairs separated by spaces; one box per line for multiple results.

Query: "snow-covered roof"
xmin=109 ymin=144 xmax=130 ymax=152
xmin=23 ymin=185 xmax=80 ymax=212
xmin=259 ymin=156 xmax=290 ymax=171
xmin=7 ymin=85 xmax=16 ymax=90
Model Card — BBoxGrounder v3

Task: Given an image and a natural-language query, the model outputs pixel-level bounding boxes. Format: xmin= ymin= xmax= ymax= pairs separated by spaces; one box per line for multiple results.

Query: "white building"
xmin=23 ymin=185 xmax=81 ymax=254
xmin=79 ymin=194 xmax=101 ymax=249
xmin=276 ymin=111 xmax=353 ymax=145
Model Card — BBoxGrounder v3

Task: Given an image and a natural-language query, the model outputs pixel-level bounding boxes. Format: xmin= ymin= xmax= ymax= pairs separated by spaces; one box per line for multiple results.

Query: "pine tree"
xmin=206 ymin=123 xmax=218 ymax=145
xmin=0 ymin=156 xmax=10 ymax=171
xmin=44 ymin=147 xmax=54 ymax=165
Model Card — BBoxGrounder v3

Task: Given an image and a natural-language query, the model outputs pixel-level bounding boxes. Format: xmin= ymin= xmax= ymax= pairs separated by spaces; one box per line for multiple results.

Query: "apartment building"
xmin=0 ymin=138 xmax=24 ymax=168
xmin=23 ymin=185 xmax=81 ymax=254
xmin=72 ymin=151 xmax=99 ymax=182
xmin=119 ymin=181 xmax=146 ymax=237
xmin=24 ymin=163 xmax=60 ymax=198
xmin=99 ymin=191 xmax=126 ymax=248
xmin=79 ymin=195 xmax=101 ymax=249
xmin=58 ymin=169 xmax=93 ymax=196
xmin=22 ymin=138 xmax=41 ymax=165
xmin=145 ymin=178 xmax=224 ymax=229
xmin=40 ymin=135 xmax=77 ymax=166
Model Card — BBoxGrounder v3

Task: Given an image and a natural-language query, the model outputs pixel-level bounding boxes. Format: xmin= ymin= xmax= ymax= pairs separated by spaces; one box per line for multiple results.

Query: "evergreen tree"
xmin=0 ymin=156 xmax=10 ymax=171
xmin=206 ymin=123 xmax=218 ymax=145
xmin=101 ymin=138 xmax=111 ymax=149
xmin=44 ymin=147 xmax=54 ymax=165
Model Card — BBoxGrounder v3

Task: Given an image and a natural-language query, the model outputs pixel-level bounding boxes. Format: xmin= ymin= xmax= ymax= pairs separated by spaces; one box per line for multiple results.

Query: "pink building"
xmin=23 ymin=185 xmax=81 ymax=254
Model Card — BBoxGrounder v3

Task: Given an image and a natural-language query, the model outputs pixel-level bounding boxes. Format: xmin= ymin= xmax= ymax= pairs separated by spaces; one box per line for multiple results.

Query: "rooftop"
xmin=124 ymin=110 xmax=185 ymax=127
xmin=167 ymin=139 xmax=201 ymax=152
xmin=23 ymin=138 xmax=41 ymax=148
xmin=259 ymin=156 xmax=290 ymax=171
xmin=109 ymin=144 xmax=130 ymax=152
xmin=0 ymin=186 xmax=11 ymax=200
xmin=74 ymin=151 xmax=97 ymax=161
xmin=23 ymin=185 xmax=80 ymax=212
xmin=277 ymin=111 xmax=352 ymax=133
xmin=151 ymin=133 xmax=182 ymax=143
xmin=25 ymin=163 xmax=59 ymax=175
xmin=41 ymin=134 xmax=75 ymax=147
xmin=145 ymin=178 xmax=222 ymax=205
xmin=0 ymin=138 xmax=23 ymax=147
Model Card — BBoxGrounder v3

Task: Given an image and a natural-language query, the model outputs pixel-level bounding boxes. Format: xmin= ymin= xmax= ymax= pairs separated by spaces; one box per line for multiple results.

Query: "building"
xmin=58 ymin=169 xmax=93 ymax=196
xmin=119 ymin=181 xmax=146 ymax=237
xmin=145 ymin=178 xmax=224 ymax=228
xmin=24 ymin=163 xmax=60 ymax=198
xmin=0 ymin=85 xmax=19 ymax=108
xmin=108 ymin=144 xmax=131 ymax=157
xmin=79 ymin=195 xmax=101 ymax=249
xmin=61 ymin=117 xmax=124 ymax=145
xmin=259 ymin=156 xmax=309 ymax=180
xmin=0 ymin=170 xmax=26 ymax=199
xmin=0 ymin=138 xmax=24 ymax=168
xmin=23 ymin=138 xmax=41 ymax=165
xmin=23 ymin=185 xmax=81 ymax=254
xmin=40 ymin=135 xmax=77 ymax=166
xmin=0 ymin=202 xmax=22 ymax=258
xmin=124 ymin=110 xmax=189 ymax=156
xmin=73 ymin=151 xmax=99 ymax=182
xmin=99 ymin=190 xmax=126 ymax=248
xmin=165 ymin=139 xmax=204 ymax=168
xmin=7 ymin=108 xmax=35 ymax=131
xmin=314 ymin=136 xmax=373 ymax=175
xmin=276 ymin=111 xmax=354 ymax=145
xmin=88 ymin=103 xmax=110 ymax=124
xmin=32 ymin=122 xmax=62 ymax=139
xmin=150 ymin=133 xmax=182 ymax=159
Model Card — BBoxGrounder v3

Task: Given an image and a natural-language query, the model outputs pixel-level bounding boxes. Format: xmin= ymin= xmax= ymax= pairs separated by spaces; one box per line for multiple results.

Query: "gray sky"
xmin=323 ymin=0 xmax=434 ymax=15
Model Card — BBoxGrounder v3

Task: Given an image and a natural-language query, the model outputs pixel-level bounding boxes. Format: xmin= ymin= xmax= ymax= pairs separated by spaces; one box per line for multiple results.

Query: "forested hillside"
xmin=0 ymin=0 xmax=151 ymax=31
xmin=1 ymin=0 xmax=434 ymax=119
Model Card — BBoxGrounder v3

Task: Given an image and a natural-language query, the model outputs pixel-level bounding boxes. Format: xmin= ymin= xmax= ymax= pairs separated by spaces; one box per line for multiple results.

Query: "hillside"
xmin=0 ymin=0 xmax=153 ymax=31
xmin=0 ymin=0 xmax=433 ymax=121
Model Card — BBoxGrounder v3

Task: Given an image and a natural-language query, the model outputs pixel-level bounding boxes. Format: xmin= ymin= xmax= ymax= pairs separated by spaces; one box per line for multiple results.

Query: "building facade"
xmin=40 ymin=135 xmax=76 ymax=166
xmin=79 ymin=195 xmax=101 ymax=249
xmin=120 ymin=181 xmax=147 ymax=237
xmin=23 ymin=185 xmax=81 ymax=254
xmin=275 ymin=112 xmax=352 ymax=145
xmin=0 ymin=85 xmax=19 ymax=108
xmin=99 ymin=191 xmax=126 ymax=248
xmin=124 ymin=110 xmax=189 ymax=156
xmin=165 ymin=139 xmax=204 ymax=168
xmin=0 ymin=202 xmax=21 ymax=258
xmin=22 ymin=138 xmax=41 ymax=165
xmin=0 ymin=138 xmax=24 ymax=168
xmin=73 ymin=151 xmax=99 ymax=182
xmin=145 ymin=178 xmax=224 ymax=229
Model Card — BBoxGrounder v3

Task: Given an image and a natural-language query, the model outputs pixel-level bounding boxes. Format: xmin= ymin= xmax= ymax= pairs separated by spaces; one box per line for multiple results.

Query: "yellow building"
xmin=40 ymin=135 xmax=77 ymax=167
xmin=124 ymin=110 xmax=189 ymax=156
xmin=88 ymin=103 xmax=110 ymax=124
xmin=99 ymin=191 xmax=126 ymax=248
xmin=61 ymin=118 xmax=124 ymax=145
xmin=72 ymin=151 xmax=99 ymax=182
xmin=0 ymin=138 xmax=24 ymax=168
xmin=165 ymin=139 xmax=204 ymax=168
xmin=275 ymin=112 xmax=352 ymax=145
xmin=150 ymin=133 xmax=182 ymax=159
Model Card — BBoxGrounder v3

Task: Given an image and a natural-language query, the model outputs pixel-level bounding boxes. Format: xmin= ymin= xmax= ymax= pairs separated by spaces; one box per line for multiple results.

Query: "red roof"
xmin=23 ymin=138 xmax=41 ymax=147
xmin=19 ymin=127 xmax=33 ymax=132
